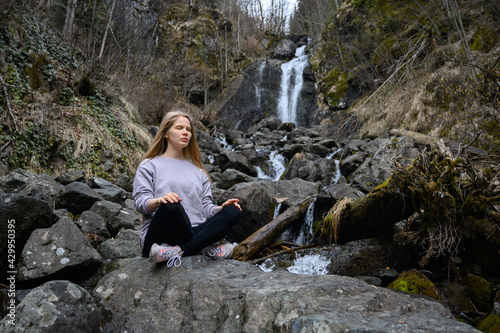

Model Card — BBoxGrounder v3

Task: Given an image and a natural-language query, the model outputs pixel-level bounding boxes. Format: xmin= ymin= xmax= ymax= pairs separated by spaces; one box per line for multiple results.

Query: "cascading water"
xmin=277 ymin=45 xmax=309 ymax=124
xmin=254 ymin=62 xmax=266 ymax=110
xmin=256 ymin=150 xmax=286 ymax=181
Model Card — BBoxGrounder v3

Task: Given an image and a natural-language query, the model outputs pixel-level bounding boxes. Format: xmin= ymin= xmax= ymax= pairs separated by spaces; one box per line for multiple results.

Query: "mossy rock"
xmin=465 ymin=274 xmax=492 ymax=312
xmin=476 ymin=314 xmax=500 ymax=333
xmin=388 ymin=269 xmax=440 ymax=301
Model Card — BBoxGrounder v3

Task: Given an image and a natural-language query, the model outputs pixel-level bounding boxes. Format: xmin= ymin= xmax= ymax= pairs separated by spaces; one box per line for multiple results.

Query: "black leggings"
xmin=142 ymin=202 xmax=241 ymax=257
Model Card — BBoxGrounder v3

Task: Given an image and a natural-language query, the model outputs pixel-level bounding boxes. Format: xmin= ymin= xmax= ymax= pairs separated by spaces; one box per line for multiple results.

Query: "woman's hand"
xmin=148 ymin=192 xmax=181 ymax=211
xmin=220 ymin=198 xmax=242 ymax=211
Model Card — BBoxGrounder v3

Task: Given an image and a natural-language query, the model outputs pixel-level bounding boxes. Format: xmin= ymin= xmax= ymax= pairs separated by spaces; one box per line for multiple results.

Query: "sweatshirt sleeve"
xmin=133 ymin=162 xmax=155 ymax=216
xmin=200 ymin=172 xmax=219 ymax=217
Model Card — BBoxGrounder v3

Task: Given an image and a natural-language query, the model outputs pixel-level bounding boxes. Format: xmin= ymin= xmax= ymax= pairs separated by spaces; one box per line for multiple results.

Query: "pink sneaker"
xmin=149 ymin=243 xmax=182 ymax=267
xmin=202 ymin=243 xmax=234 ymax=260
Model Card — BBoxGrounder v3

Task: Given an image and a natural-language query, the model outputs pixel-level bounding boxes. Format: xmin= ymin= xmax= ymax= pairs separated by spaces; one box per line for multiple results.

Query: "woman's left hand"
xmin=221 ymin=198 xmax=242 ymax=211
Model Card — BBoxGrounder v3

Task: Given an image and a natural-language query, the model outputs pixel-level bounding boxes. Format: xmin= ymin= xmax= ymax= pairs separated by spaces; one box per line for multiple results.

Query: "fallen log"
xmin=232 ymin=196 xmax=314 ymax=261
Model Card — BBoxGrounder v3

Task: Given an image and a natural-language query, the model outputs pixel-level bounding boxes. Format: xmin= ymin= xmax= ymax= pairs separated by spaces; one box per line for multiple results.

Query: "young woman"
xmin=133 ymin=110 xmax=242 ymax=267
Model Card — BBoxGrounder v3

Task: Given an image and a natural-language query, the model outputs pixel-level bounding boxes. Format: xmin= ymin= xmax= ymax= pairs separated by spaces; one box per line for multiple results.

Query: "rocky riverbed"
xmin=1 ymin=119 xmax=499 ymax=332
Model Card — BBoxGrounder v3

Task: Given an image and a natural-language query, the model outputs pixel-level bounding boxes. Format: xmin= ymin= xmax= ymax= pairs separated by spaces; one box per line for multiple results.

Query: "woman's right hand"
xmin=148 ymin=192 xmax=181 ymax=211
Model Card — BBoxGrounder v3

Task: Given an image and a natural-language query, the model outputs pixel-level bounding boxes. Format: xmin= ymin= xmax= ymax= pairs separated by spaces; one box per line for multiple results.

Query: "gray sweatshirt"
xmin=133 ymin=156 xmax=219 ymax=249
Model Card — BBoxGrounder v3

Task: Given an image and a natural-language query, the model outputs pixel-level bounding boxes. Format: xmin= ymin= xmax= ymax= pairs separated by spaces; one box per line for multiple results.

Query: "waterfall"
xmin=294 ymin=199 xmax=316 ymax=245
xmin=256 ymin=150 xmax=286 ymax=181
xmin=277 ymin=45 xmax=308 ymax=124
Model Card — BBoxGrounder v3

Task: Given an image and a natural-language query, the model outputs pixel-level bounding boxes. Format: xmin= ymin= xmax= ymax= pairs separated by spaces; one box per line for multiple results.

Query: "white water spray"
xmin=277 ymin=45 xmax=308 ymax=124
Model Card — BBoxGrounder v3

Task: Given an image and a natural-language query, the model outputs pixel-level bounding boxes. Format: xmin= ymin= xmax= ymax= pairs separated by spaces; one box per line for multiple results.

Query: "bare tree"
xmin=62 ymin=0 xmax=78 ymax=39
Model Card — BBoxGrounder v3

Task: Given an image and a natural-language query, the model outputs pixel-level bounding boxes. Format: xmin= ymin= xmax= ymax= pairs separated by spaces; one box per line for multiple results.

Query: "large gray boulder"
xmin=88 ymin=176 xmax=127 ymax=204
xmin=93 ymin=257 xmax=478 ymax=333
xmin=282 ymin=152 xmax=336 ymax=185
xmin=347 ymin=136 xmax=419 ymax=193
xmin=77 ymin=210 xmax=110 ymax=238
xmin=0 ymin=280 xmax=100 ymax=333
xmin=98 ymin=229 xmax=141 ymax=260
xmin=17 ymin=217 xmax=102 ymax=282
xmin=0 ymin=194 xmax=56 ymax=282
xmin=56 ymin=182 xmax=103 ymax=214
xmin=0 ymin=168 xmax=63 ymax=208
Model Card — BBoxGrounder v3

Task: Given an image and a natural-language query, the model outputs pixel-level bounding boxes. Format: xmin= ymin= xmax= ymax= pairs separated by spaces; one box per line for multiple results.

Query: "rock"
xmin=326 ymin=182 xmax=365 ymax=201
xmin=218 ymin=168 xmax=255 ymax=189
xmin=90 ymin=200 xmax=137 ymax=236
xmin=465 ymin=274 xmax=492 ymax=312
xmin=0 ymin=280 xmax=100 ymax=333
xmin=108 ymin=208 xmax=140 ymax=235
xmin=114 ymin=173 xmax=133 ymax=192
xmin=0 ymin=169 xmax=63 ymax=208
xmin=348 ymin=137 xmax=418 ymax=193
xmin=55 ymin=170 xmax=86 ymax=185
xmin=219 ymin=150 xmax=257 ymax=177
xmin=272 ymin=39 xmax=297 ymax=60
xmin=436 ymin=282 xmax=477 ymax=314
xmin=88 ymin=177 xmax=126 ymax=204
xmin=339 ymin=151 xmax=368 ymax=177
xmin=56 ymin=182 xmax=103 ymax=214
xmin=282 ymin=152 xmax=335 ymax=185
xmin=93 ymin=257 xmax=479 ymax=332
xmin=77 ymin=210 xmax=110 ymax=238
xmin=248 ymin=116 xmax=282 ymax=134
xmin=282 ymin=143 xmax=331 ymax=159
xmin=388 ymin=269 xmax=441 ymax=301
xmin=0 ymin=194 xmax=56 ymax=282
xmin=90 ymin=200 xmax=122 ymax=221
xmin=196 ymin=130 xmax=221 ymax=154
xmin=17 ymin=217 xmax=102 ymax=282
xmin=98 ymin=229 xmax=141 ymax=260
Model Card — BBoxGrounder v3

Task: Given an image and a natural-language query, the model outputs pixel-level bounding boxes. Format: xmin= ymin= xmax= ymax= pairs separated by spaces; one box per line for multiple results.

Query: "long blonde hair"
xmin=142 ymin=111 xmax=210 ymax=180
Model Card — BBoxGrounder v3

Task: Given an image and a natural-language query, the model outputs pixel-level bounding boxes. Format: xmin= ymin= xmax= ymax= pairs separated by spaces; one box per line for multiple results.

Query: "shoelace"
xmin=207 ymin=246 xmax=223 ymax=257
xmin=161 ymin=248 xmax=183 ymax=268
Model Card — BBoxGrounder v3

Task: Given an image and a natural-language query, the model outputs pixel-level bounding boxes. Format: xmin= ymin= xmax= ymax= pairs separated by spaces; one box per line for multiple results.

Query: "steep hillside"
xmin=0 ymin=13 xmax=151 ymax=178
xmin=312 ymin=0 xmax=499 ymax=152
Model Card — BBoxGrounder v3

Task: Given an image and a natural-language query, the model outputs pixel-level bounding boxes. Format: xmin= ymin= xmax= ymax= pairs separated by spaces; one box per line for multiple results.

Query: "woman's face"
xmin=165 ymin=116 xmax=192 ymax=150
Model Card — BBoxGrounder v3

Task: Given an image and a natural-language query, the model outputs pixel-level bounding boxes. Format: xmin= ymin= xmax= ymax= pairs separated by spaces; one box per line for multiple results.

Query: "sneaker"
xmin=202 ymin=243 xmax=234 ymax=260
xmin=149 ymin=243 xmax=183 ymax=267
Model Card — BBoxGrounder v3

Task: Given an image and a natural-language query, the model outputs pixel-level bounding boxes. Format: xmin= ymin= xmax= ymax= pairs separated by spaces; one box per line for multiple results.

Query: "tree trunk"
xmin=62 ymin=0 xmax=78 ymax=39
xmin=232 ymin=196 xmax=314 ymax=261
xmin=98 ymin=0 xmax=117 ymax=59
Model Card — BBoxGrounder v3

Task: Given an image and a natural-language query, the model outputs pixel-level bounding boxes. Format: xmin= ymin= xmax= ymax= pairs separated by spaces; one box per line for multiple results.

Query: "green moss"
xmin=319 ymin=67 xmax=349 ymax=107
xmin=477 ymin=314 xmax=500 ymax=333
xmin=388 ymin=269 xmax=440 ymax=300
xmin=471 ymin=26 xmax=499 ymax=53
xmin=465 ymin=274 xmax=492 ymax=312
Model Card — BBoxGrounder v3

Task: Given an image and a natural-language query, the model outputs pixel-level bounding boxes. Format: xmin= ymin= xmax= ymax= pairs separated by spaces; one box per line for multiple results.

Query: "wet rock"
xmin=93 ymin=257 xmax=478 ymax=333
xmin=77 ymin=210 xmax=110 ymax=238
xmin=56 ymin=182 xmax=103 ymax=214
xmin=55 ymin=170 xmax=86 ymax=185
xmin=17 ymin=217 xmax=102 ymax=282
xmin=98 ymin=229 xmax=141 ymax=260
xmin=0 ymin=280 xmax=100 ymax=333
